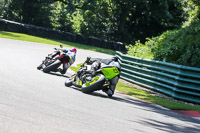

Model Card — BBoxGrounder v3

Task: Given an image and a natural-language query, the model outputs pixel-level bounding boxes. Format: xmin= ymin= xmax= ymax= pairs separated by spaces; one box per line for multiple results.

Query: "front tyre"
xmin=65 ymin=78 xmax=73 ymax=87
xmin=81 ymin=74 xmax=105 ymax=94
xmin=37 ymin=64 xmax=43 ymax=70
xmin=43 ymin=60 xmax=61 ymax=73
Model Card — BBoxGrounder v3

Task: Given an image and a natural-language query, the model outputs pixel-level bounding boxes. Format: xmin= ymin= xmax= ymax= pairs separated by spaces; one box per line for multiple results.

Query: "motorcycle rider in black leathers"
xmin=86 ymin=56 xmax=121 ymax=97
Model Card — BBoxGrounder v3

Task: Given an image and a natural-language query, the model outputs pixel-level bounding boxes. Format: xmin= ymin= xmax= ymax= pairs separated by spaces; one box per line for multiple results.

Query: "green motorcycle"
xmin=65 ymin=57 xmax=120 ymax=95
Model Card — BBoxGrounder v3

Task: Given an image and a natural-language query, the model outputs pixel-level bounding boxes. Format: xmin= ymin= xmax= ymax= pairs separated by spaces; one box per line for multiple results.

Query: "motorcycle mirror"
xmin=60 ymin=44 xmax=63 ymax=48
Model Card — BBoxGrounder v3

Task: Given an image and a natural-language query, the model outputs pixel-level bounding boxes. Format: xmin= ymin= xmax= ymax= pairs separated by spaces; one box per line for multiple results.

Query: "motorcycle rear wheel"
xmin=81 ymin=74 xmax=105 ymax=94
xmin=43 ymin=60 xmax=61 ymax=73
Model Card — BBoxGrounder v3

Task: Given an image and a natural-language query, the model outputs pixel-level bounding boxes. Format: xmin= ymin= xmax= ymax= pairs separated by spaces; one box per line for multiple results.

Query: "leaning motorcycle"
xmin=65 ymin=57 xmax=120 ymax=95
xmin=37 ymin=45 xmax=69 ymax=73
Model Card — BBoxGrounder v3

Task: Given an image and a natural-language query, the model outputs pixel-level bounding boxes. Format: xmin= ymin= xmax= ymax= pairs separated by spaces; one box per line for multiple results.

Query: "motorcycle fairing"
xmin=84 ymin=75 xmax=100 ymax=87
xmin=101 ymin=66 xmax=120 ymax=79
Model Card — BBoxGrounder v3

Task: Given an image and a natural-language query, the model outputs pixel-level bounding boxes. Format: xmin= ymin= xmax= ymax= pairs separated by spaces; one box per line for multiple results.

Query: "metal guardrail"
xmin=116 ymin=51 xmax=200 ymax=104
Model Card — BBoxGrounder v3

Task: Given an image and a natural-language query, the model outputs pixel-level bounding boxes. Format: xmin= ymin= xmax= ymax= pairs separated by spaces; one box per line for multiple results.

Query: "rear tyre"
xmin=81 ymin=74 xmax=105 ymax=94
xmin=65 ymin=78 xmax=73 ymax=87
xmin=43 ymin=60 xmax=61 ymax=73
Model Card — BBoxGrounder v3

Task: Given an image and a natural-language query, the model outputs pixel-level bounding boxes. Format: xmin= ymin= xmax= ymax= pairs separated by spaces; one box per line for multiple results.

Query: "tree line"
xmin=0 ymin=0 xmax=188 ymax=44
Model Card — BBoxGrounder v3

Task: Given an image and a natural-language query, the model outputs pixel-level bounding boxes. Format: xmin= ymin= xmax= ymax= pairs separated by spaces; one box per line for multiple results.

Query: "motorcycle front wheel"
xmin=65 ymin=78 xmax=73 ymax=87
xmin=43 ymin=60 xmax=61 ymax=73
xmin=81 ymin=74 xmax=105 ymax=94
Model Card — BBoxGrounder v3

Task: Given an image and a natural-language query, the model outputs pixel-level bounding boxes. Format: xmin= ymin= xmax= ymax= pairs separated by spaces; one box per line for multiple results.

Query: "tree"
xmin=187 ymin=0 xmax=200 ymax=21
xmin=70 ymin=0 xmax=186 ymax=44
xmin=3 ymin=0 xmax=59 ymax=28
xmin=2 ymin=0 xmax=187 ymax=44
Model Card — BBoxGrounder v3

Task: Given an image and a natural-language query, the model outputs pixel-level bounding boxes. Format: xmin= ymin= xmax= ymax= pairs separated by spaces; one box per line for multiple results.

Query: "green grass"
xmin=70 ymin=63 xmax=83 ymax=72
xmin=116 ymin=82 xmax=200 ymax=113
xmin=0 ymin=31 xmax=116 ymax=55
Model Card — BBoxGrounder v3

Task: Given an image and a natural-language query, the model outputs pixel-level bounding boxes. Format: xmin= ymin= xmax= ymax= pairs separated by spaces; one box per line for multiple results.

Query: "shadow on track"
xmin=48 ymin=72 xmax=70 ymax=78
xmin=41 ymin=71 xmax=71 ymax=78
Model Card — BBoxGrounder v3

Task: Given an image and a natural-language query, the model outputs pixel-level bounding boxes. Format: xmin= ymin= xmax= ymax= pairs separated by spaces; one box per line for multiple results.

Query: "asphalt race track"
xmin=0 ymin=38 xmax=200 ymax=133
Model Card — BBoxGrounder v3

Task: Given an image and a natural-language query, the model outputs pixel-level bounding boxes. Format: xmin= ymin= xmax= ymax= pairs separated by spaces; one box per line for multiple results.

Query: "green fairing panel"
xmin=102 ymin=67 xmax=120 ymax=79
xmin=85 ymin=76 xmax=100 ymax=87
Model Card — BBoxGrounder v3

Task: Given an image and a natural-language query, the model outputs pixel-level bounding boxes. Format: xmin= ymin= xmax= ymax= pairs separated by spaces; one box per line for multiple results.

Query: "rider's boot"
xmin=102 ymin=86 xmax=113 ymax=97
xmin=104 ymin=76 xmax=119 ymax=97
xmin=106 ymin=90 xmax=113 ymax=97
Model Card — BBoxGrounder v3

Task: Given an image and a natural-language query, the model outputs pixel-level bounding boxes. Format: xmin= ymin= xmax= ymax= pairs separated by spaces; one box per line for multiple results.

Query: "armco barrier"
xmin=116 ymin=51 xmax=200 ymax=104
xmin=0 ymin=19 xmax=127 ymax=52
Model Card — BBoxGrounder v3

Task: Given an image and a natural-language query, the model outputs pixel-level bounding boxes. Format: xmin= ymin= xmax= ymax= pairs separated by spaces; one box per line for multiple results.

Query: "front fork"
xmin=71 ymin=74 xmax=82 ymax=87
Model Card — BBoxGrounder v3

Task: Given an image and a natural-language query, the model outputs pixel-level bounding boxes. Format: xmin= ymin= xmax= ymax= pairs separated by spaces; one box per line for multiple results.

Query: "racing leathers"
xmin=40 ymin=48 xmax=76 ymax=74
xmin=87 ymin=57 xmax=120 ymax=97
xmin=62 ymin=49 xmax=76 ymax=74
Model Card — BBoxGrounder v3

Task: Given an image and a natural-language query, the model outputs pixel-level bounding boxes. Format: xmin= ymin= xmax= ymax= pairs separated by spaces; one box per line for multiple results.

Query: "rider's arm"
xmin=90 ymin=58 xmax=101 ymax=62
xmin=62 ymin=49 xmax=68 ymax=53
xmin=99 ymin=59 xmax=111 ymax=65
xmin=86 ymin=57 xmax=102 ymax=65
xmin=50 ymin=49 xmax=60 ymax=58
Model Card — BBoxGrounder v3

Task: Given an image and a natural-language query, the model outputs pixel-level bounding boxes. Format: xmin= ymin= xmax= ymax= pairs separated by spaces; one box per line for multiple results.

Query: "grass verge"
xmin=116 ymin=82 xmax=200 ymax=113
xmin=70 ymin=63 xmax=83 ymax=73
xmin=0 ymin=31 xmax=116 ymax=55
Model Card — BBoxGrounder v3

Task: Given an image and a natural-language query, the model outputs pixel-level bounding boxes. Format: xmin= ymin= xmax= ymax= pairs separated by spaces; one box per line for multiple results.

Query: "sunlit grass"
xmin=0 ymin=31 xmax=116 ymax=55
xmin=116 ymin=82 xmax=200 ymax=112
xmin=70 ymin=63 xmax=83 ymax=72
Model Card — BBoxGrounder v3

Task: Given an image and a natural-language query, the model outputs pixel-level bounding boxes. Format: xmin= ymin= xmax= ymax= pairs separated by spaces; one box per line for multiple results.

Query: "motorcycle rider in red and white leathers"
xmin=60 ymin=47 xmax=77 ymax=74
xmin=38 ymin=46 xmax=77 ymax=74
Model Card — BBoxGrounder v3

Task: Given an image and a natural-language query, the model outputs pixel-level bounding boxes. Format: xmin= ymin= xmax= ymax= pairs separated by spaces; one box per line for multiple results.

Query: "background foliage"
xmin=0 ymin=0 xmax=186 ymax=44
xmin=125 ymin=0 xmax=200 ymax=68
xmin=0 ymin=0 xmax=199 ymax=67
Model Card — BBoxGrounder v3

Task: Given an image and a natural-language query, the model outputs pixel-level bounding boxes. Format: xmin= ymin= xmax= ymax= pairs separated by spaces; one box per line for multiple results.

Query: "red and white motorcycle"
xmin=37 ymin=45 xmax=69 ymax=73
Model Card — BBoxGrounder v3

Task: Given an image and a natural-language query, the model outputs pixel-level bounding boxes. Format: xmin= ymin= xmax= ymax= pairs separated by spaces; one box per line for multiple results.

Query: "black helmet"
xmin=111 ymin=56 xmax=118 ymax=62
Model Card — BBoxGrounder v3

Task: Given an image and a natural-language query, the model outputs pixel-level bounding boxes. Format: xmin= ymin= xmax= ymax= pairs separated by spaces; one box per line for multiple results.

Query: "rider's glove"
xmin=86 ymin=57 xmax=92 ymax=64
xmin=87 ymin=57 xmax=91 ymax=61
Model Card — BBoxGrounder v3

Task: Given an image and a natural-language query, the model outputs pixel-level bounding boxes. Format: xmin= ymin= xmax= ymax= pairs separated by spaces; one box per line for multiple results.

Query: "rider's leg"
xmin=59 ymin=63 xmax=70 ymax=74
xmin=105 ymin=76 xmax=119 ymax=97
xmin=58 ymin=54 xmax=70 ymax=74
